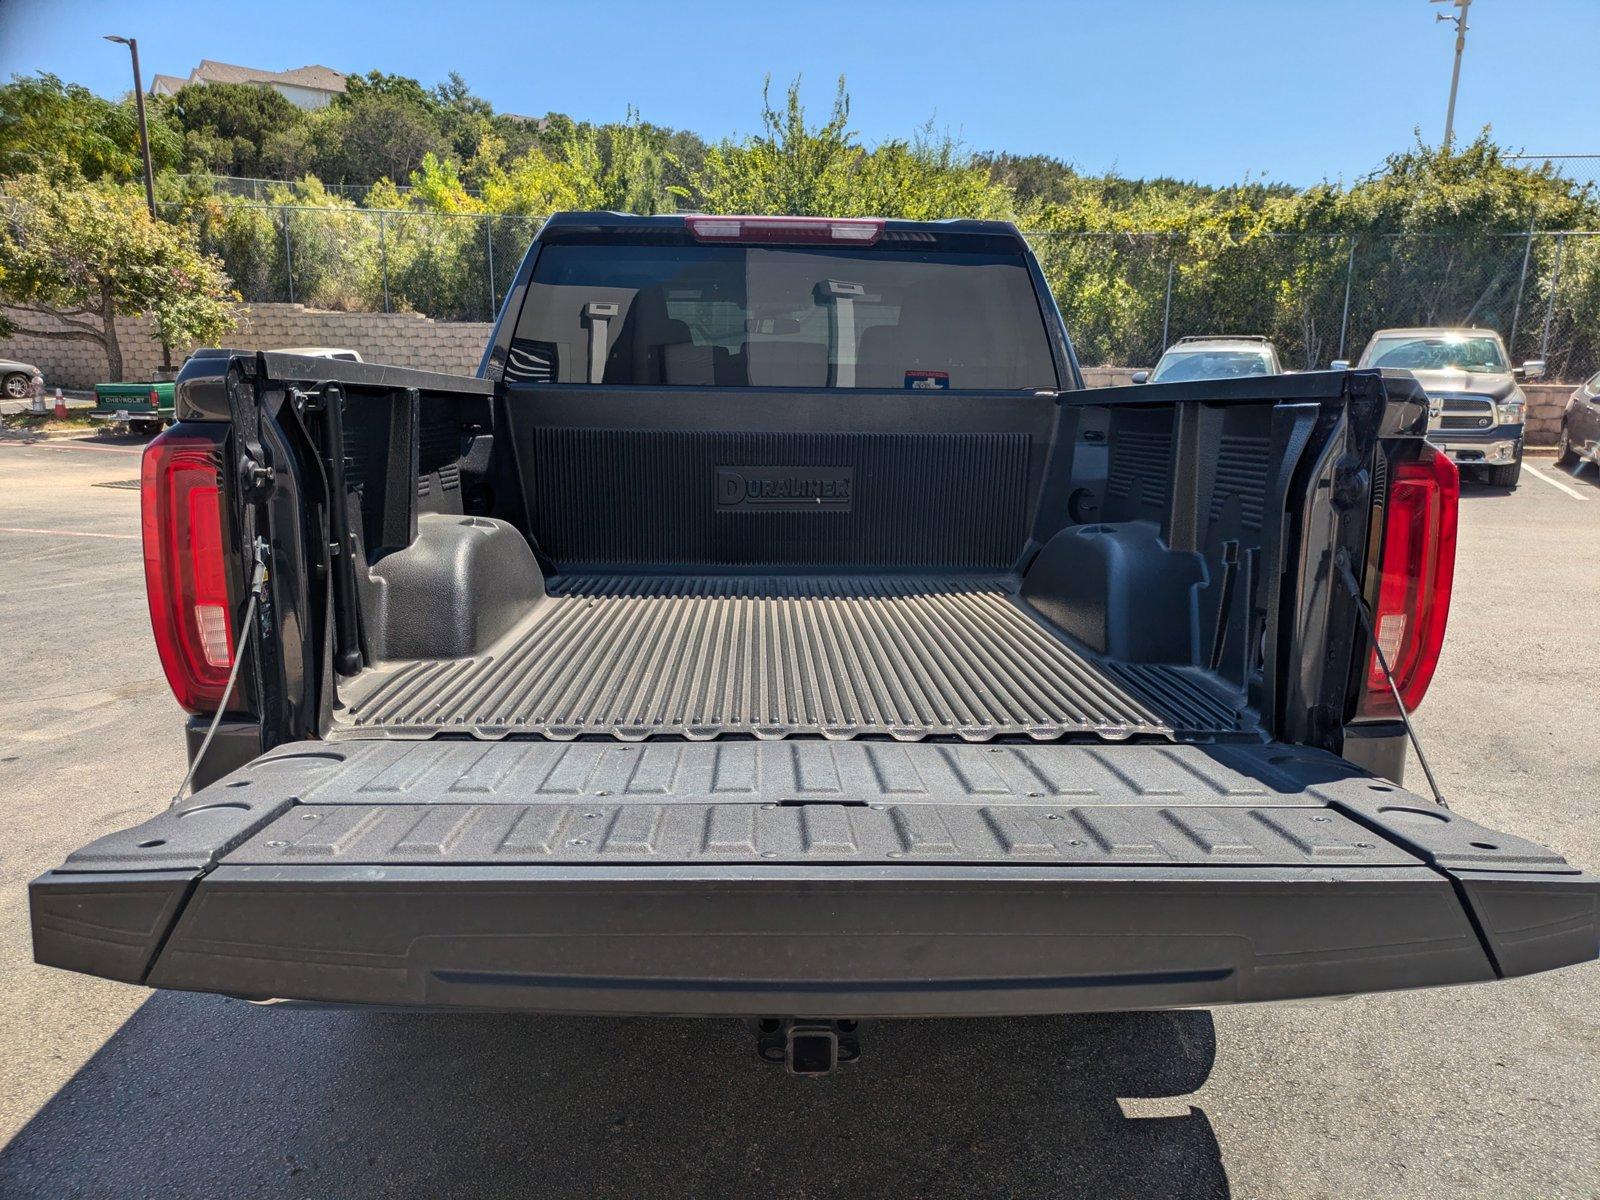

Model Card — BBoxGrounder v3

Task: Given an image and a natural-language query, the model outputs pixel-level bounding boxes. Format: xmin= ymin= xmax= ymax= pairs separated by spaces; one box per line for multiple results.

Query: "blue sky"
xmin=2 ymin=0 xmax=1595 ymax=187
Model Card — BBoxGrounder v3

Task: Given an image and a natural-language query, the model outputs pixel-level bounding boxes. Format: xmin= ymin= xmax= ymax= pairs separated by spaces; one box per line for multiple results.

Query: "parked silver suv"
xmin=1337 ymin=327 xmax=1543 ymax=488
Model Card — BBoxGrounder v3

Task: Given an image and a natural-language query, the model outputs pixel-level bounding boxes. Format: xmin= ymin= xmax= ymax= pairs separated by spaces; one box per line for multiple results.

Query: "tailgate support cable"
xmin=1336 ymin=553 xmax=1449 ymax=808
xmin=172 ymin=540 xmax=270 ymax=805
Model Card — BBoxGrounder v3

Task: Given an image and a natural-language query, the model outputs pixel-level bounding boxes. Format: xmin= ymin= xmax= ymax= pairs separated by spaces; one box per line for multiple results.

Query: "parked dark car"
xmin=1 ymin=356 xmax=42 ymax=400
xmin=1557 ymin=368 xmax=1600 ymax=472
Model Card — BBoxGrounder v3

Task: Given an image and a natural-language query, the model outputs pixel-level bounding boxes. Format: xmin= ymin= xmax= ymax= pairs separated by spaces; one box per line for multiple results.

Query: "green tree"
xmin=1347 ymin=133 xmax=1597 ymax=233
xmin=474 ymin=148 xmax=603 ymax=214
xmin=312 ymin=78 xmax=449 ymax=185
xmin=168 ymin=81 xmax=305 ymax=178
xmin=1306 ymin=134 xmax=1600 ymax=362
xmin=677 ymin=77 xmax=857 ymax=215
xmin=0 ymin=172 xmax=238 ymax=380
xmin=270 ymin=177 xmax=384 ymax=310
xmin=658 ymin=126 xmax=708 ymax=201
xmin=341 ymin=70 xmax=439 ymax=110
xmin=431 ymin=71 xmax=498 ymax=165
xmin=257 ymin=120 xmax=320 ymax=181
xmin=556 ymin=108 xmax=673 ymax=214
xmin=673 ymin=78 xmax=1012 ymax=220
xmin=1018 ymin=131 xmax=1600 ymax=369
xmin=846 ymin=126 xmax=1012 ymax=220
xmin=0 ymin=73 xmax=181 ymax=181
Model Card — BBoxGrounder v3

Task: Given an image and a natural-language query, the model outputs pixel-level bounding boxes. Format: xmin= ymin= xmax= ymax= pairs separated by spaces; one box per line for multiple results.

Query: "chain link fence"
xmin=166 ymin=201 xmax=1600 ymax=380
xmin=1032 ymin=229 xmax=1600 ymax=379
xmin=172 ymin=174 xmax=487 ymax=202
xmin=167 ymin=201 xmax=543 ymax=322
xmin=1504 ymin=155 xmax=1600 ymax=198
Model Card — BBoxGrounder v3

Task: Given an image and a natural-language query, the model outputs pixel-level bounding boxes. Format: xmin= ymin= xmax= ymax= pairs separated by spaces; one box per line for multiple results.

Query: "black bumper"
xmin=31 ymin=741 xmax=1599 ymax=1017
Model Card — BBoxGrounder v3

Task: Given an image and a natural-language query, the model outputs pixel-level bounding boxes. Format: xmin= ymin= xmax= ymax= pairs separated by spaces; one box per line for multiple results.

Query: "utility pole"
xmin=103 ymin=36 xmax=156 ymax=217
xmin=1430 ymin=0 xmax=1473 ymax=148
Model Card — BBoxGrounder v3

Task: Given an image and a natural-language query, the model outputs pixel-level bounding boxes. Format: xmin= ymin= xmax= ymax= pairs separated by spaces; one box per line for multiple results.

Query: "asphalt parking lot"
xmin=0 ymin=433 xmax=1596 ymax=1200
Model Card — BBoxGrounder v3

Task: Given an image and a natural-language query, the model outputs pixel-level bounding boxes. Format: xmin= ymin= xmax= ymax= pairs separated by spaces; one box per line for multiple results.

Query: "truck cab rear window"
xmin=507 ymin=242 xmax=1057 ymax=390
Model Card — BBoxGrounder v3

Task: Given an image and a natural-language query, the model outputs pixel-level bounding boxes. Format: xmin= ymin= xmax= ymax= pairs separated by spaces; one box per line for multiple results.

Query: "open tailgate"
xmin=31 ymin=740 xmax=1597 ymax=1017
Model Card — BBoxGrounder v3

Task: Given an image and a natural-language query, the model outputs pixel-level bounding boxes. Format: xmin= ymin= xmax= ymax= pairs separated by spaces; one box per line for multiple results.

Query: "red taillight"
xmin=148 ymin=387 xmax=159 ymax=406
xmin=141 ymin=431 xmax=234 ymax=712
xmin=1357 ymin=447 xmax=1459 ymax=718
xmin=685 ymin=215 xmax=883 ymax=245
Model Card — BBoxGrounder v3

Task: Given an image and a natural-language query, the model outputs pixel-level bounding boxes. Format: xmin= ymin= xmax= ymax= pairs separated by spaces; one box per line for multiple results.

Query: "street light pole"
xmin=1430 ymin=0 xmax=1473 ymax=149
xmin=104 ymin=36 xmax=156 ymax=218
xmin=105 ymin=35 xmax=170 ymax=372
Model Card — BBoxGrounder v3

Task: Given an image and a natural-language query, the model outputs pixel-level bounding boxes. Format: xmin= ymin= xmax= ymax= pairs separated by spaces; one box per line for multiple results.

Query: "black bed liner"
xmin=32 ymin=739 xmax=1597 ymax=1016
xmin=335 ymin=575 xmax=1246 ymax=741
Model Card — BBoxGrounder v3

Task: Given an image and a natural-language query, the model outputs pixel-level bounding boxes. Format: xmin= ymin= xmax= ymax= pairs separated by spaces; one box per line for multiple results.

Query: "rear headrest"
xmin=615 ymin=287 xmax=692 ymax=383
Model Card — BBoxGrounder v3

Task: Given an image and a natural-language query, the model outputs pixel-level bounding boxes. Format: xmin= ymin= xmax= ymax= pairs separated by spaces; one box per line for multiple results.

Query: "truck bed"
xmin=32 ymin=244 xmax=1599 ymax=1030
xmin=337 ymin=574 xmax=1246 ymax=741
xmin=32 ymin=739 xmax=1598 ymax=1017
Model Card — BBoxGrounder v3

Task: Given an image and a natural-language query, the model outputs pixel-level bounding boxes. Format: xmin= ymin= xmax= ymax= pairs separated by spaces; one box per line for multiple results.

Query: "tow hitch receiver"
xmin=752 ymin=1019 xmax=861 ymax=1076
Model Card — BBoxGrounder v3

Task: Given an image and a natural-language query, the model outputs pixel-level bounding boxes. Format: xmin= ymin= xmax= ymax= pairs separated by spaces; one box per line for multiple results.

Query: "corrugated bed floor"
xmin=336 ymin=575 xmax=1246 ymax=742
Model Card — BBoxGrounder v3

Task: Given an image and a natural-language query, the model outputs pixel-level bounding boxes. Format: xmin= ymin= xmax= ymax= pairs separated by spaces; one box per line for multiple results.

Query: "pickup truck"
xmin=89 ymin=352 xmax=364 ymax=434
xmin=31 ymin=213 xmax=1596 ymax=1075
xmin=1336 ymin=326 xmax=1543 ymax=488
xmin=89 ymin=380 xmax=175 ymax=434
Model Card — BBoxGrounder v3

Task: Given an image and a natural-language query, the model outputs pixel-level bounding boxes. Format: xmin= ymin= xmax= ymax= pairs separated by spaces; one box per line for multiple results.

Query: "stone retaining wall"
xmin=2 ymin=307 xmax=1578 ymax=447
xmin=1520 ymin=383 xmax=1573 ymax=447
xmin=0 ymin=304 xmax=493 ymax=390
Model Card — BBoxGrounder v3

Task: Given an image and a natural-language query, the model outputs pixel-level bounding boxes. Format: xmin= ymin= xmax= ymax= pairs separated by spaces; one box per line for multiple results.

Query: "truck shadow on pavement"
xmin=1460 ymin=461 xmax=1600 ymax=499
xmin=1456 ymin=478 xmax=1520 ymax=500
xmin=0 ymin=994 xmax=1228 ymax=1199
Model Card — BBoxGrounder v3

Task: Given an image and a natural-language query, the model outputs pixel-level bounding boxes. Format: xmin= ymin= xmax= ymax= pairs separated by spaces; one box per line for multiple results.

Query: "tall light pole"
xmin=103 ymin=35 xmax=156 ymax=218
xmin=105 ymin=35 xmax=170 ymax=372
xmin=1430 ymin=0 xmax=1473 ymax=148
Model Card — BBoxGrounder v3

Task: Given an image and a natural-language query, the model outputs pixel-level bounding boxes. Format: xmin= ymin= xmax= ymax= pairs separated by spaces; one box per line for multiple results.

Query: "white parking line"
xmin=0 ymin=526 xmax=139 ymax=541
xmin=0 ymin=439 xmax=142 ymax=454
xmin=1523 ymin=465 xmax=1590 ymax=501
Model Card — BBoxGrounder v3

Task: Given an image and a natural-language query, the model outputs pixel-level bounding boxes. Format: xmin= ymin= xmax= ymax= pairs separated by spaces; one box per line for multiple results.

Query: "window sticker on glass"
xmin=905 ymin=370 xmax=950 ymax=390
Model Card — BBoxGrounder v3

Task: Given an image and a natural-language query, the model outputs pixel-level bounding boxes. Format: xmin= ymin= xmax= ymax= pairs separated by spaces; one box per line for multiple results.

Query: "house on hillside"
xmin=150 ymin=60 xmax=347 ymax=109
